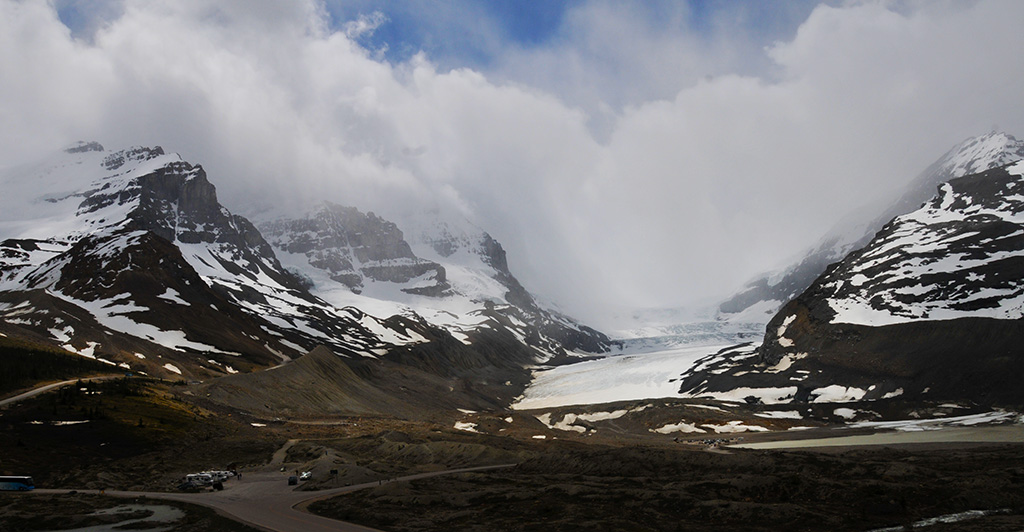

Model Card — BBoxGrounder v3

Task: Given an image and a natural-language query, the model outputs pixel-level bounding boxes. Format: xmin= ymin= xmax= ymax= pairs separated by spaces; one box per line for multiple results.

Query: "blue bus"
xmin=0 ymin=476 xmax=34 ymax=491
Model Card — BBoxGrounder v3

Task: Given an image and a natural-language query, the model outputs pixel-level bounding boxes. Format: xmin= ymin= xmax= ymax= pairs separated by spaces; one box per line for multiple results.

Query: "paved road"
xmin=35 ymin=464 xmax=516 ymax=532
xmin=0 ymin=375 xmax=121 ymax=408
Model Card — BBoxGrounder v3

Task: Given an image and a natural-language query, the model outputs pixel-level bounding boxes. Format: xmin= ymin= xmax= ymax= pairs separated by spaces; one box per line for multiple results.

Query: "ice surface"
xmin=754 ymin=410 xmax=803 ymax=419
xmin=512 ymin=345 xmax=724 ymax=410
xmin=849 ymin=410 xmax=1019 ymax=431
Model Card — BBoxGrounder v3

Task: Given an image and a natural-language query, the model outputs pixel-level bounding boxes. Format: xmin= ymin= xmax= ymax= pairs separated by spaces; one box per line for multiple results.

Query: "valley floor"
xmin=1 ymin=371 xmax=1022 ymax=532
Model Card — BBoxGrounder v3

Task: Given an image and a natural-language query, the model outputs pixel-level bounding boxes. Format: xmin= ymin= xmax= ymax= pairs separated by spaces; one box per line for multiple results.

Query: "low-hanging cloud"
xmin=2 ymin=0 xmax=1023 ymax=329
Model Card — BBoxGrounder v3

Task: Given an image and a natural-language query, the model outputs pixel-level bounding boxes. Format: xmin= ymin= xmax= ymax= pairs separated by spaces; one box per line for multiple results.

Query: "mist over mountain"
xmin=7 ymin=1 xmax=1024 ymax=328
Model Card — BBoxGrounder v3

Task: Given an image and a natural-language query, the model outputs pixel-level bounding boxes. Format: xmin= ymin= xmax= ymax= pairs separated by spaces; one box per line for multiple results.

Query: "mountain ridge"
xmin=680 ymin=157 xmax=1024 ymax=407
xmin=717 ymin=132 xmax=1024 ymax=326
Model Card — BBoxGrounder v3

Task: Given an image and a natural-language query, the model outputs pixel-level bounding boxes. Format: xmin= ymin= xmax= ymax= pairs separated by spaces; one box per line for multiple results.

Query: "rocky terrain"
xmin=261 ymin=203 xmax=452 ymax=297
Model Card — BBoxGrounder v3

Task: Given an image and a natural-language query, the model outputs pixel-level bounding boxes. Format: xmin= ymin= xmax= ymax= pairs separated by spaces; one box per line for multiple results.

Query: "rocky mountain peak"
xmin=64 ymin=141 xmax=104 ymax=154
xmin=931 ymin=131 xmax=1024 ymax=180
xmin=103 ymin=146 xmax=166 ymax=171
xmin=260 ymin=202 xmax=450 ymax=296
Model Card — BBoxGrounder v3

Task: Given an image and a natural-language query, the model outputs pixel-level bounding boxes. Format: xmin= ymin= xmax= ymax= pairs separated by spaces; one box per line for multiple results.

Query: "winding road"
xmin=0 ymin=375 xmax=121 ymax=408
xmin=35 ymin=463 xmax=516 ymax=532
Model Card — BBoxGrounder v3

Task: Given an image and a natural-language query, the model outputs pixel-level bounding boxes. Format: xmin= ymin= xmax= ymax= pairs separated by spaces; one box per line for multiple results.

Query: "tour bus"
xmin=0 ymin=476 xmax=35 ymax=491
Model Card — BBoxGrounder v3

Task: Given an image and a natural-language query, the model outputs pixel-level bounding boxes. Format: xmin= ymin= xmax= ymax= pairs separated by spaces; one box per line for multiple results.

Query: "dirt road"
xmin=0 ymin=375 xmax=120 ymax=408
xmin=34 ymin=464 xmax=516 ymax=532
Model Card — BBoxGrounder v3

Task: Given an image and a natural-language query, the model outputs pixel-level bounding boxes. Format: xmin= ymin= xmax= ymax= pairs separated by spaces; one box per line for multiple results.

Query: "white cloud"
xmin=2 ymin=0 xmax=1023 ymax=329
xmin=343 ymin=10 xmax=387 ymax=40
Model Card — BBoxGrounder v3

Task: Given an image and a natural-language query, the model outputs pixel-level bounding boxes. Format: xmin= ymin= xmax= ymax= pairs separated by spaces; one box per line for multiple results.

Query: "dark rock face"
xmin=477 ymin=233 xmax=536 ymax=312
xmin=260 ymin=203 xmax=451 ymax=295
xmin=48 ymin=231 xmax=286 ymax=368
xmin=260 ymin=205 xmax=616 ymax=358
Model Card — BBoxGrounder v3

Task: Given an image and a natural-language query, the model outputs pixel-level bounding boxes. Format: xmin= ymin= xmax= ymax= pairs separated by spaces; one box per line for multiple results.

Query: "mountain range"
xmin=4 ymin=132 xmax=1024 ymax=414
xmin=0 ymin=142 xmax=612 ymax=411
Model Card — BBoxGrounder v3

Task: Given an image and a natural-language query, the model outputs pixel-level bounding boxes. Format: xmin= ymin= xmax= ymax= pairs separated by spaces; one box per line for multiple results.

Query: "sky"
xmin=3 ymin=0 xmax=1024 ymax=329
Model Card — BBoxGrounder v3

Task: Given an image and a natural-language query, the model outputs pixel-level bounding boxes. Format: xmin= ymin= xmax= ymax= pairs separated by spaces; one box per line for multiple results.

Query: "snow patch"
xmin=683 ymin=386 xmax=799 ymax=405
xmin=157 ymin=288 xmax=190 ymax=306
xmin=702 ymin=421 xmax=769 ymax=433
xmin=850 ymin=410 xmax=1018 ymax=431
xmin=652 ymin=422 xmax=706 ymax=434
xmin=811 ymin=385 xmax=867 ymax=403
xmin=754 ymin=410 xmax=803 ymax=420
xmin=536 ymin=413 xmax=587 ymax=433
xmin=453 ymin=421 xmax=479 ymax=433
xmin=833 ymin=408 xmax=858 ymax=419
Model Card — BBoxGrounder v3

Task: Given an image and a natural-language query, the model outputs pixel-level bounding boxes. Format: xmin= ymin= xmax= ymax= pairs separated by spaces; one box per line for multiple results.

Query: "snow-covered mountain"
xmin=680 ymin=156 xmax=1024 ymax=406
xmin=717 ymin=132 xmax=1024 ymax=325
xmin=258 ymin=202 xmax=615 ymax=362
xmin=0 ymin=143 xmax=611 ymax=384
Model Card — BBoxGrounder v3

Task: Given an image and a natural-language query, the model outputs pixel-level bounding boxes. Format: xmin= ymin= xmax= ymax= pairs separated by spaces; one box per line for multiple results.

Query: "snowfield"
xmin=512 ymin=344 xmax=726 ymax=410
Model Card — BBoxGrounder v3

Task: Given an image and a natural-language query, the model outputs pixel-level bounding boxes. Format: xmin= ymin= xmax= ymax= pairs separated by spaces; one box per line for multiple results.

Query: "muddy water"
xmin=731 ymin=425 xmax=1024 ymax=449
xmin=43 ymin=504 xmax=185 ymax=532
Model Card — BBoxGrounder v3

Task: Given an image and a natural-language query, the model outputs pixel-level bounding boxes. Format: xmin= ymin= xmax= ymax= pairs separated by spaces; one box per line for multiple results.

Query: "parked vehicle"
xmin=204 ymin=471 xmax=231 ymax=482
xmin=287 ymin=475 xmax=298 ymax=486
xmin=299 ymin=471 xmax=312 ymax=481
xmin=185 ymin=473 xmax=213 ymax=486
xmin=0 ymin=476 xmax=34 ymax=491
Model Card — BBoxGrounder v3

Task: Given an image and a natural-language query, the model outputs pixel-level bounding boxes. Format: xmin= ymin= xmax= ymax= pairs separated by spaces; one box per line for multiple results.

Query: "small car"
xmin=287 ymin=475 xmax=298 ymax=485
xmin=299 ymin=471 xmax=312 ymax=481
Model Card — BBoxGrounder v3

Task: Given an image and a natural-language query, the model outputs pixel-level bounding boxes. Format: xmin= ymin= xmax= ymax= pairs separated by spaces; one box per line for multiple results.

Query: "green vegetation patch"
xmin=0 ymin=378 xmax=278 ymax=490
xmin=0 ymin=336 xmax=114 ymax=396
